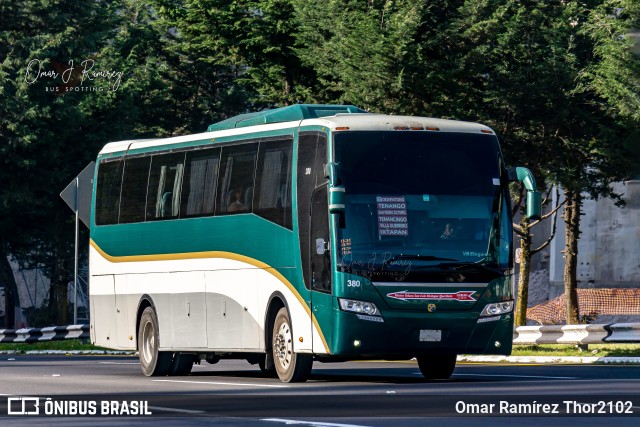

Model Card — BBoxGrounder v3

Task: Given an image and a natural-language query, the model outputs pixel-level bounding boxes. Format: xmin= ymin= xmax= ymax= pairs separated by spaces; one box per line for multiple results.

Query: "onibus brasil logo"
xmin=6 ymin=397 xmax=152 ymax=416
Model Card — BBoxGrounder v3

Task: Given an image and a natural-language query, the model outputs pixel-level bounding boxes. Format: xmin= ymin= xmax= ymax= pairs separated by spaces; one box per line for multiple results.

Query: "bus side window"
xmin=181 ymin=147 xmax=221 ymax=217
xmin=146 ymin=152 xmax=186 ymax=220
xmin=254 ymin=139 xmax=293 ymax=229
xmin=95 ymin=158 xmax=123 ymax=226
xmin=216 ymin=143 xmax=258 ymax=215
xmin=119 ymin=156 xmax=151 ymax=224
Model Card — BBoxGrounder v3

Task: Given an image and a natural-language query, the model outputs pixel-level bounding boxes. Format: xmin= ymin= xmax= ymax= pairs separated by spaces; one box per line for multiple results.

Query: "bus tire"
xmin=138 ymin=307 xmax=172 ymax=376
xmin=169 ymin=353 xmax=195 ymax=376
xmin=272 ymin=307 xmax=312 ymax=383
xmin=416 ymin=353 xmax=457 ymax=380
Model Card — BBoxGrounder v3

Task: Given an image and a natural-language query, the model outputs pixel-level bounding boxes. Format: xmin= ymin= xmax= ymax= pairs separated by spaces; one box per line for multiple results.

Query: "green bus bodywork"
xmin=89 ymin=104 xmax=540 ymax=382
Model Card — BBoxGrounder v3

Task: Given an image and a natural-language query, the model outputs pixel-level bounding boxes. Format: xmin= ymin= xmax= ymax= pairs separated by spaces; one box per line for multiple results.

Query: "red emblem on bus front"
xmin=386 ymin=291 xmax=477 ymax=302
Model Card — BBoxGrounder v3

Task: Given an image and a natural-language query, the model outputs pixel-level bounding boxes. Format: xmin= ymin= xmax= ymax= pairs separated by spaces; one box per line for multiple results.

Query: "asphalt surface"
xmin=1 ymin=355 xmax=640 ymax=425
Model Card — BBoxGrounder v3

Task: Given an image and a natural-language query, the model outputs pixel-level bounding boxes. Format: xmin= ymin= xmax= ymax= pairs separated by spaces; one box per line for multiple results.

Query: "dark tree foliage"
xmin=0 ymin=0 xmax=118 ymax=326
xmin=0 ymin=0 xmax=639 ymax=327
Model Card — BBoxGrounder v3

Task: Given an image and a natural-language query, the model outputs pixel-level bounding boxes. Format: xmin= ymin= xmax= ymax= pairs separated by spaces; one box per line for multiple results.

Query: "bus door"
xmin=297 ymin=131 xmax=332 ymax=353
xmin=310 ymin=184 xmax=332 ymax=352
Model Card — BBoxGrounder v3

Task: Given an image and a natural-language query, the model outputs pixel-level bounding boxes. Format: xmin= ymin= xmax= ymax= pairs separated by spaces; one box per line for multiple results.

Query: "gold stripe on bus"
xmin=90 ymin=239 xmax=330 ymax=353
xmin=311 ymin=314 xmax=330 ymax=353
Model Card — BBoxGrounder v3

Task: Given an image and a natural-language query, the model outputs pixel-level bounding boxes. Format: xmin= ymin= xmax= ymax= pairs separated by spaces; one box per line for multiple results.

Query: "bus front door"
xmin=310 ymin=185 xmax=333 ymax=353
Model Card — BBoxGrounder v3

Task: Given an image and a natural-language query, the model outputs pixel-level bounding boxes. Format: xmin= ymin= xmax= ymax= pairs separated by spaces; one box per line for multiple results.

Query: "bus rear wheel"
xmin=272 ymin=307 xmax=312 ymax=383
xmin=416 ymin=353 xmax=457 ymax=380
xmin=138 ymin=307 xmax=172 ymax=376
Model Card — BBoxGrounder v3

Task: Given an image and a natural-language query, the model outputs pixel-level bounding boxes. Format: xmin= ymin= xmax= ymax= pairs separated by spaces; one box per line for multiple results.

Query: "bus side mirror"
xmin=526 ymin=190 xmax=541 ymax=221
xmin=508 ymin=166 xmax=541 ymax=221
xmin=324 ymin=162 xmax=338 ymax=184
xmin=329 ymin=186 xmax=345 ymax=214
xmin=325 ymin=162 xmax=345 ymax=214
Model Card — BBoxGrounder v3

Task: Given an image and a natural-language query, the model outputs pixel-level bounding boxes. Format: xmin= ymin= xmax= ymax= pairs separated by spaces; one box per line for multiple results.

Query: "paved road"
xmin=1 ymin=355 xmax=640 ymax=425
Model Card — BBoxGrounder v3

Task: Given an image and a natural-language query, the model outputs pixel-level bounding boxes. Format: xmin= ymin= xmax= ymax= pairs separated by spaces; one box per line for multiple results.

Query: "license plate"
xmin=419 ymin=329 xmax=442 ymax=342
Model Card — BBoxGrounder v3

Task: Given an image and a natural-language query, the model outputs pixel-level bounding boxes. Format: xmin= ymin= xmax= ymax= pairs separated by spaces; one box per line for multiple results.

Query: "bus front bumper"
xmin=328 ymin=307 xmax=513 ymax=357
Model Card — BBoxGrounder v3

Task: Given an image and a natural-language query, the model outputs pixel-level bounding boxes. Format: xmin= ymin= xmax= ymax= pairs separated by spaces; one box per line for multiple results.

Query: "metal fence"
xmin=0 ymin=324 xmax=89 ymax=343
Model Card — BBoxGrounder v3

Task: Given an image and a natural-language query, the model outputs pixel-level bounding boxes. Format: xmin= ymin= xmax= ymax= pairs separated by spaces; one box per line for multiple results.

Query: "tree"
xmin=513 ymin=188 xmax=565 ymax=326
xmin=552 ymin=1 xmax=639 ymax=323
xmin=451 ymin=0 xmax=640 ymax=324
xmin=150 ymin=0 xmax=318 ymax=109
xmin=0 ymin=0 xmax=118 ymax=326
xmin=87 ymin=0 xmax=245 ymax=138
xmin=239 ymin=0 xmax=314 ymax=105
xmin=293 ymin=0 xmax=426 ymax=112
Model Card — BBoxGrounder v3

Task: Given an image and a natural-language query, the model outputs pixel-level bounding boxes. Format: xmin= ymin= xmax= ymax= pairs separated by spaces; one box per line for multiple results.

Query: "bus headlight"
xmin=338 ymin=298 xmax=380 ymax=316
xmin=480 ymin=300 xmax=514 ymax=317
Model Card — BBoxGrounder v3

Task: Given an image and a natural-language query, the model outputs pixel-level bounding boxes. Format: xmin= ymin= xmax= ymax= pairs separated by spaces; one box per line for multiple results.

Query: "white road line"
xmin=98 ymin=362 xmax=140 ymax=365
xmin=152 ymin=379 xmax=289 ymax=388
xmin=452 ymin=373 xmax=578 ymax=380
xmin=148 ymin=406 xmax=205 ymax=414
xmin=263 ymin=419 xmax=372 ymax=427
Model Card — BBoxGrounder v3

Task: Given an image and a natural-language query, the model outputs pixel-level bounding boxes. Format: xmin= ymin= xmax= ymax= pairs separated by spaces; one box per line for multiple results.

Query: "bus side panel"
xmin=90 ymin=274 xmax=116 ymax=348
xmin=204 ymin=265 xmax=317 ymax=354
xmin=170 ymin=271 xmax=207 ymax=349
xmin=205 ymin=268 xmax=260 ymax=351
xmin=114 ymin=275 xmax=133 ymax=349
xmin=121 ymin=272 xmax=207 ymax=351
xmin=89 ymin=242 xmax=321 ymax=353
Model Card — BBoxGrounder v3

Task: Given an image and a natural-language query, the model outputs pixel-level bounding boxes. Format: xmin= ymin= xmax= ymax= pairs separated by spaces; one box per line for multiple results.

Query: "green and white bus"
xmin=89 ymin=104 xmax=541 ymax=382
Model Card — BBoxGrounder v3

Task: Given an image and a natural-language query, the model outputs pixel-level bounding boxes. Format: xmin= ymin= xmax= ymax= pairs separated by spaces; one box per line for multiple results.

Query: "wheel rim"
xmin=274 ymin=320 xmax=293 ymax=371
xmin=141 ymin=320 xmax=155 ymax=365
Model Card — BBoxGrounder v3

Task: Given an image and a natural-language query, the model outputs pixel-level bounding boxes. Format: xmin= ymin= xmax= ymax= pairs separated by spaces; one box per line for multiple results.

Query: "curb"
xmin=1 ymin=350 xmax=136 ymax=355
xmin=459 ymin=355 xmax=640 ymax=364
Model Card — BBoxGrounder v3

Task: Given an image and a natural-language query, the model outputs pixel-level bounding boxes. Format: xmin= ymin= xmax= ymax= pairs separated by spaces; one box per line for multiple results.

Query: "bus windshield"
xmin=334 ymin=131 xmax=510 ymax=280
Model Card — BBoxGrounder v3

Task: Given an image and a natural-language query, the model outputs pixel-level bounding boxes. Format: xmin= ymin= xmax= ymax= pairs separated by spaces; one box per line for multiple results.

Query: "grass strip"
xmin=512 ymin=344 xmax=640 ymax=357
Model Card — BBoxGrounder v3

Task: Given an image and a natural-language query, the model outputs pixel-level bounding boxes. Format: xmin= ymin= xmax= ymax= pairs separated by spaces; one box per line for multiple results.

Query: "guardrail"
xmin=1 ymin=323 xmax=639 ymax=345
xmin=513 ymin=323 xmax=640 ymax=345
xmin=0 ymin=324 xmax=89 ymax=343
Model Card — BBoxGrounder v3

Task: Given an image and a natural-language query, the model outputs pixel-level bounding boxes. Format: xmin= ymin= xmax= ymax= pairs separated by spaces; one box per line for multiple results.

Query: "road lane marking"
xmin=451 ymin=373 xmax=578 ymax=379
xmin=99 ymin=362 xmax=140 ymax=365
xmin=148 ymin=405 xmax=205 ymax=414
xmin=263 ymin=419 xmax=372 ymax=427
xmin=152 ymin=379 xmax=289 ymax=388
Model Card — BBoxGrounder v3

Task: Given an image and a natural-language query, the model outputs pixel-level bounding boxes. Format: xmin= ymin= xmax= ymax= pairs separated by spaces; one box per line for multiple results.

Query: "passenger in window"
xmin=228 ymin=188 xmax=245 ymax=212
xmin=440 ymin=223 xmax=456 ymax=239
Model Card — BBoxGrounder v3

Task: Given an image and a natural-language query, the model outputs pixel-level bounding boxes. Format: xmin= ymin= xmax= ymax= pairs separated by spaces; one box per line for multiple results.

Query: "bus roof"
xmin=305 ymin=114 xmax=495 ymax=134
xmin=207 ymin=104 xmax=366 ymax=132
xmin=98 ymin=106 xmax=495 ymax=156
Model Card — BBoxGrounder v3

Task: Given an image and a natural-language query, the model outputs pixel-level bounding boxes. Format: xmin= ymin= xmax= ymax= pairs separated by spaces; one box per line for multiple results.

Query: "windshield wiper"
xmin=384 ymin=254 xmax=458 ymax=264
xmin=418 ymin=261 xmax=504 ymax=274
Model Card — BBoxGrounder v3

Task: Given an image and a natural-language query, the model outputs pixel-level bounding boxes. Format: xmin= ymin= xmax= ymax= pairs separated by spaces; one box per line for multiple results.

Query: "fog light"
xmin=494 ymin=341 xmax=501 ymax=348
xmin=354 ymin=340 xmax=361 ymax=348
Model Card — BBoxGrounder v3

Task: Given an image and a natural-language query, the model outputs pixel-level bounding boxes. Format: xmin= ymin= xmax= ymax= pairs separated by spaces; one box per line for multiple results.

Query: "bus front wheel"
xmin=272 ymin=307 xmax=312 ymax=383
xmin=416 ymin=353 xmax=457 ymax=380
xmin=138 ymin=307 xmax=172 ymax=376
